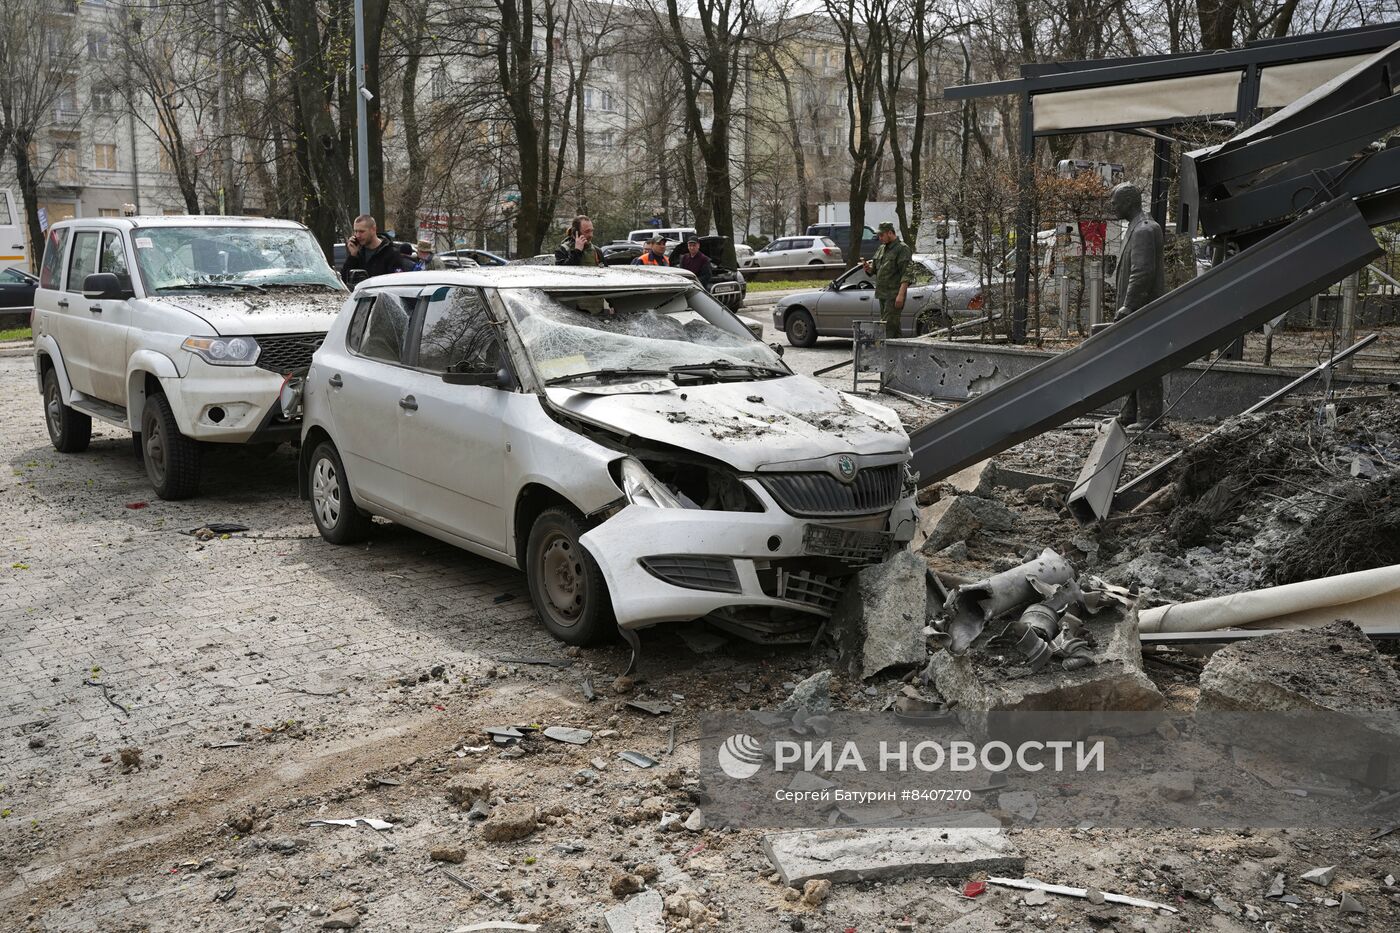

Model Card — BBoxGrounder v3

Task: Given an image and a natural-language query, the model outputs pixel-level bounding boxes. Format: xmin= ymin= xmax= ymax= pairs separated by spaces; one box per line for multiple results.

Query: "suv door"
xmin=396 ymin=285 xmax=509 ymax=550
xmin=56 ymin=229 xmax=102 ymax=395
xmin=85 ymin=231 xmax=134 ymax=403
xmin=325 ymin=290 xmax=417 ymax=510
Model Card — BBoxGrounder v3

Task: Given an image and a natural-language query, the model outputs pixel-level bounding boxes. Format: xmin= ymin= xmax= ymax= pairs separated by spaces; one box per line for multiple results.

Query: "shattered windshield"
xmin=498 ymin=286 xmax=787 ymax=385
xmin=131 ymin=226 xmax=344 ymax=294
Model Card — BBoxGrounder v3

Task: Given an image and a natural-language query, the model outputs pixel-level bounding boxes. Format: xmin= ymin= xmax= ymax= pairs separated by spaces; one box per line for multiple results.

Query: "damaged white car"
xmin=298 ymin=267 xmax=919 ymax=645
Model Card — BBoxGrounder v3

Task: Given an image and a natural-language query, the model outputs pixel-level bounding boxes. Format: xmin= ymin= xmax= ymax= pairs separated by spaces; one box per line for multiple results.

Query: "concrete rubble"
xmin=762 ymin=821 xmax=1024 ymax=886
xmin=828 ymin=549 xmax=929 ymax=679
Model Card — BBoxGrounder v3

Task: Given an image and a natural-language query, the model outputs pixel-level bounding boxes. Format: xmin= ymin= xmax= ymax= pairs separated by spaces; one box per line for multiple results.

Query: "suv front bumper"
xmin=162 ymin=359 xmax=300 ymax=443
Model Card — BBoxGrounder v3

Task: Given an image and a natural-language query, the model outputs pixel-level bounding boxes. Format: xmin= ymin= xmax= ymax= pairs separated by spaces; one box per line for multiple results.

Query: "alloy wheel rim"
xmin=45 ymin=385 xmax=62 ymax=437
xmin=312 ymin=458 xmax=340 ymax=528
xmin=540 ymin=534 xmax=584 ymax=625
xmin=145 ymin=415 xmax=166 ymax=484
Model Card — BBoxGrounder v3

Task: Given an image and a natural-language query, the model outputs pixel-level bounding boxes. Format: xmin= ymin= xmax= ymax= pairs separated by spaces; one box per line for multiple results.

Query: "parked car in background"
xmin=601 ymin=243 xmax=643 ymax=266
xmin=298 ymin=266 xmax=917 ymax=646
xmin=627 ymin=227 xmax=697 ymax=246
xmin=666 ymin=235 xmax=747 ymax=311
xmin=743 ymin=235 xmax=843 ymax=269
xmin=771 ymin=255 xmax=986 ymax=347
xmin=806 ymin=223 xmax=880 ymax=261
xmin=440 ymin=248 xmax=509 ymax=268
xmin=0 ymin=187 xmax=29 ymax=275
xmin=33 ymin=216 xmax=347 ymax=498
xmin=0 ymin=266 xmax=38 ymax=328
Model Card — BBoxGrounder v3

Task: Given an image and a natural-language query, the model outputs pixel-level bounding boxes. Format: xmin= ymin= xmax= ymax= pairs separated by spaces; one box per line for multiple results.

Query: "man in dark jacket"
xmin=676 ymin=236 xmax=712 ymax=290
xmin=341 ymin=215 xmax=414 ymax=281
xmin=1109 ymin=182 xmax=1168 ymax=428
xmin=554 ymin=215 xmax=605 ymax=266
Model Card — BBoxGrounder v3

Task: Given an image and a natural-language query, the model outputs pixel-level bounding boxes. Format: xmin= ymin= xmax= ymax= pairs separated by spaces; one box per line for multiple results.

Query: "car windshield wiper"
xmin=546 ymin=368 xmax=672 ymax=386
xmin=669 ymin=360 xmax=788 ymax=378
xmin=158 ymin=281 xmax=267 ymax=293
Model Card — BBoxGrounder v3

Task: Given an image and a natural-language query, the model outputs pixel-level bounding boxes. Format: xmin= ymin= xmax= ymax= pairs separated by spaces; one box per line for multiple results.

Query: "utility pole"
xmin=353 ymin=0 xmax=371 ymax=217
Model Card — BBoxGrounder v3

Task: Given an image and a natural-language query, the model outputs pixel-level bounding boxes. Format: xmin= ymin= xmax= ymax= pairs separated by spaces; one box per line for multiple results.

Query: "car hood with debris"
xmin=545 ymin=375 xmax=907 ymax=471
xmin=151 ymin=288 xmax=347 ymax=336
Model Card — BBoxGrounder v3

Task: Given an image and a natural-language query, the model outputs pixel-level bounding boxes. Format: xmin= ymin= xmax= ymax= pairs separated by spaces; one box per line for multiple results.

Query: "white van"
xmin=627 ymin=226 xmax=697 ymax=246
xmin=0 ymin=188 xmax=30 ymax=274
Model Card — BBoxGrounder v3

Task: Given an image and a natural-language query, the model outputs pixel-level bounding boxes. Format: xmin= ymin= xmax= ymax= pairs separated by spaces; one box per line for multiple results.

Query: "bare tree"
xmin=826 ymin=0 xmax=889 ymax=266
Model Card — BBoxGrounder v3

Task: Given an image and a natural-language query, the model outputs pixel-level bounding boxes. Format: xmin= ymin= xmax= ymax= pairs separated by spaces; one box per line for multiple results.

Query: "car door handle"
xmin=328 ymin=374 xmax=343 ymax=388
xmin=57 ymin=299 xmax=69 ymax=309
xmin=89 ymin=304 xmax=102 ymax=313
xmin=399 ymin=395 xmax=418 ymax=411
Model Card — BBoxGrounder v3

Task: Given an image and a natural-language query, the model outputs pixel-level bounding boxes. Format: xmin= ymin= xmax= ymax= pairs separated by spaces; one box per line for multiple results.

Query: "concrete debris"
xmin=430 ymin=846 xmax=466 ymax=863
xmin=775 ymin=670 xmax=832 ymax=715
xmin=542 ymin=726 xmax=593 ymax=745
xmin=918 ymin=494 xmax=1017 ymax=556
xmin=1340 ymin=892 xmax=1365 ymax=913
xmin=761 ymin=822 xmax=1023 ymax=886
xmin=828 ymin=549 xmax=929 ymax=679
xmin=1301 ymin=865 xmax=1337 ymax=886
xmin=986 ymin=877 xmax=1178 ymax=913
xmin=450 ymin=924 xmax=541 ymax=932
xmin=479 ymin=804 xmax=538 ymax=842
xmin=799 ymin=878 xmax=831 ymax=907
xmin=603 ymin=890 xmax=664 ymax=933
xmin=683 ymin=809 xmax=706 ymax=832
xmin=1266 ymin=872 xmax=1285 ymax=897
xmin=1023 ymin=887 xmax=1049 ymax=906
xmin=1199 ymin=621 xmax=1400 ymax=784
xmin=320 ymin=908 xmax=361 ymax=929
xmin=625 ymin=700 xmax=672 ymax=716
xmin=610 ymin=873 xmax=645 ymax=896
xmin=306 ymin=817 xmax=393 ymax=831
xmin=446 ymin=774 xmax=493 ymax=809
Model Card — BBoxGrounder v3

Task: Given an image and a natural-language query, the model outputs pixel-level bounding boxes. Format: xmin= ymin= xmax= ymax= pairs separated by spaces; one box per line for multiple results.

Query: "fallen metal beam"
xmin=1114 ymin=332 xmax=1379 ymax=497
xmin=907 ymin=198 xmax=1382 ymax=485
xmin=1066 ymin=419 xmax=1129 ymax=524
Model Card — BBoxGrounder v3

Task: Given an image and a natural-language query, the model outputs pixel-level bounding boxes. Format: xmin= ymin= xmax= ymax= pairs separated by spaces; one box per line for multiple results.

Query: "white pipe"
xmin=1139 ymin=565 xmax=1400 ymax=633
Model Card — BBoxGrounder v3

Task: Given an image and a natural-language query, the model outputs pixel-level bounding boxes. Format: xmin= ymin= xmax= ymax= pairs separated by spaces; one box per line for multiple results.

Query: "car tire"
xmin=141 ymin=392 xmax=201 ymax=500
xmin=131 ymin=432 xmax=143 ymax=461
xmin=43 ymin=368 xmax=91 ymax=453
xmin=526 ymin=506 xmax=614 ymax=646
xmin=308 ymin=441 xmax=372 ymax=544
xmin=807 ymin=259 xmax=823 ymax=265
xmin=785 ymin=308 xmax=817 ymax=348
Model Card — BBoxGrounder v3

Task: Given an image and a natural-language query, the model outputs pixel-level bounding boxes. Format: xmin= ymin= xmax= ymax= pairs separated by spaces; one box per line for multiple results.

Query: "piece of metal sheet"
xmin=907 ymin=197 xmax=1382 ymax=485
xmin=1066 ymin=419 xmax=1130 ymax=524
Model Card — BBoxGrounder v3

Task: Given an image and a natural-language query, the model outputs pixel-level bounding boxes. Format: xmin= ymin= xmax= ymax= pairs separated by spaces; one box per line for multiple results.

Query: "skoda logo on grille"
xmin=836 ymin=455 xmax=857 ymax=482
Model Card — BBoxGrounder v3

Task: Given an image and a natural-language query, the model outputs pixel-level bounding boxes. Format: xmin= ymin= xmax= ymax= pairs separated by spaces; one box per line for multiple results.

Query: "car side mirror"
xmin=345 ymin=269 xmax=368 ymax=286
xmin=768 ymin=342 xmax=784 ymax=357
xmin=82 ymin=272 xmax=132 ymax=301
xmin=442 ymin=367 xmax=512 ymax=390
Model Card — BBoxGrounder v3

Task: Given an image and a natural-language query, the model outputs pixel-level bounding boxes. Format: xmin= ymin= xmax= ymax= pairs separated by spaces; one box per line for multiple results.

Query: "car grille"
xmin=764 ymin=569 xmax=847 ymax=616
xmin=255 ymin=333 xmax=326 ymax=375
xmin=640 ymin=556 xmax=741 ymax=594
xmin=759 ymin=464 xmax=902 ymax=517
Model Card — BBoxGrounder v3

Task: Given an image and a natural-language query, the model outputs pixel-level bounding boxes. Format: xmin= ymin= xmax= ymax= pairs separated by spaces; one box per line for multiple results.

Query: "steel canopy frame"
xmin=906 ymin=197 xmax=1382 ymax=483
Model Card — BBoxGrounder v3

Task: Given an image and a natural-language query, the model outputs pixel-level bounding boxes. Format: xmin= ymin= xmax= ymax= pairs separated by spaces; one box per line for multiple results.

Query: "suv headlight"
xmin=618 ymin=457 xmax=683 ymax=509
xmin=182 ymin=335 xmax=261 ymax=366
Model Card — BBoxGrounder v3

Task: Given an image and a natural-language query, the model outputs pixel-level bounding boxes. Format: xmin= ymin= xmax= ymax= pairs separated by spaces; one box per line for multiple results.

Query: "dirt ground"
xmin=4 ymin=324 xmax=1400 ymax=932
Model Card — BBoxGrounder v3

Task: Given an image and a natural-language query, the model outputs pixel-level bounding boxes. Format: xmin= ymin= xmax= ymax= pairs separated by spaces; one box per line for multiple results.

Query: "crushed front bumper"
xmin=579 ymin=494 xmax=919 ymax=630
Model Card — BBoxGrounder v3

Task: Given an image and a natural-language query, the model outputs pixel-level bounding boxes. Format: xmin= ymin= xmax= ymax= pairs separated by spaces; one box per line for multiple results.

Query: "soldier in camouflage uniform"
xmin=863 ymin=222 xmax=914 ymax=339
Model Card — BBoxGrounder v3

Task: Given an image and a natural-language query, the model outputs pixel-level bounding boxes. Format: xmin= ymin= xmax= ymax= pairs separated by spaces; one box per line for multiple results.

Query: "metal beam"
xmin=945 ymin=24 xmax=1400 ymax=102
xmin=906 ymin=198 xmax=1382 ymax=485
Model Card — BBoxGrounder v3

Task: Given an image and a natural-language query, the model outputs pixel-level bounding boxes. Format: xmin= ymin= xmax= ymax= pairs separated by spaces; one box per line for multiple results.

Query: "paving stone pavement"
xmin=0 ymin=354 xmax=562 ymax=882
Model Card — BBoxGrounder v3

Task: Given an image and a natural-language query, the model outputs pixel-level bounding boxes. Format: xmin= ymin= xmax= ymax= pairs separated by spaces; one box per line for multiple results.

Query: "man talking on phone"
xmin=340 ymin=214 xmax=414 ymax=282
xmin=554 ymin=215 xmax=604 ymax=266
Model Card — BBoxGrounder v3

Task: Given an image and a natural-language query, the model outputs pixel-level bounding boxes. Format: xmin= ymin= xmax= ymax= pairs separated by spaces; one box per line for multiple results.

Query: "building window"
xmin=99 ymin=208 xmax=121 ymax=217
xmin=431 ymin=67 xmax=448 ymax=100
xmin=88 ymin=32 xmax=111 ymax=61
xmin=584 ymin=88 xmax=615 ymax=113
xmin=94 ymin=143 xmax=118 ymax=171
xmin=55 ymin=144 xmax=79 ymax=183
xmin=92 ymin=87 xmax=114 ymax=112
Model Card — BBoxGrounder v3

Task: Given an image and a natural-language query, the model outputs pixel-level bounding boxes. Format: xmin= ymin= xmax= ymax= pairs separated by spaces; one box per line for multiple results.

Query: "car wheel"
xmin=43 ymin=368 xmax=91 ymax=453
xmin=141 ymin=392 xmax=201 ymax=500
xmin=807 ymin=259 xmax=823 ymax=265
xmin=308 ymin=441 xmax=372 ymax=544
xmin=786 ymin=308 xmax=817 ymax=348
xmin=526 ymin=506 xmax=614 ymax=646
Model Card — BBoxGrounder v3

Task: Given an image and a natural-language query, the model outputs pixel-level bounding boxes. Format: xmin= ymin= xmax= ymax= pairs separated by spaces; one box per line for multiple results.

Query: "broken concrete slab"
xmin=1198 ymin=621 xmax=1400 ymax=785
xmin=929 ymin=606 xmax=1163 ymax=723
xmin=829 ymin=550 xmax=928 ymax=679
xmin=776 ymin=671 xmax=832 ymax=715
xmin=603 ymin=890 xmax=664 ymax=933
xmin=919 ymin=495 xmax=1017 ymax=555
xmin=762 ymin=822 xmax=1022 ymax=886
xmin=947 ymin=459 xmax=998 ymax=498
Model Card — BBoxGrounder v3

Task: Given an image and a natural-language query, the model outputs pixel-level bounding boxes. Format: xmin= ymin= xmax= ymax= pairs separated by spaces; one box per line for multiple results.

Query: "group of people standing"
xmin=553 ymin=214 xmax=713 ymax=290
xmin=338 ymin=214 xmax=443 ymax=282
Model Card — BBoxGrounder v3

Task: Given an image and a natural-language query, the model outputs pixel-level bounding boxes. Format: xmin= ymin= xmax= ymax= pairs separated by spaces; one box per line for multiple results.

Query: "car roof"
xmin=53 ymin=215 xmax=309 ymax=232
xmin=359 ymin=266 xmax=694 ymax=291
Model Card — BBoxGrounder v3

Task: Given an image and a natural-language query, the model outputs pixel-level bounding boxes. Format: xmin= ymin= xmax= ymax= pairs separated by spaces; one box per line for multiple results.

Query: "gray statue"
xmin=1111 ymin=181 xmax=1167 ymax=428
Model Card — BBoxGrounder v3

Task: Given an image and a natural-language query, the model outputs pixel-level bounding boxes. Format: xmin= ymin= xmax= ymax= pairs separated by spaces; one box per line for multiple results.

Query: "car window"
xmin=40 ymin=228 xmax=69 ymax=289
xmin=821 ymin=237 xmax=837 ymax=247
xmin=99 ymin=232 xmax=131 ymax=288
xmin=414 ymin=286 xmax=499 ymax=374
xmin=351 ymin=292 xmax=413 ymax=365
xmin=66 ymin=231 xmax=100 ymax=293
xmin=771 ymin=240 xmax=791 ymax=252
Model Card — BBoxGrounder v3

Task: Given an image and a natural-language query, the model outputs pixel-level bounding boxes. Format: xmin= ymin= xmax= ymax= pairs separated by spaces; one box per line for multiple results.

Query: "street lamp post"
xmin=353 ymin=0 xmax=370 ymax=218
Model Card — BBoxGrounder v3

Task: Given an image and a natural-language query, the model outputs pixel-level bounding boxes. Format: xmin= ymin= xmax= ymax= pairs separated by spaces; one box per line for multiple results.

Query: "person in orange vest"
xmin=632 ymin=233 xmax=670 ymax=266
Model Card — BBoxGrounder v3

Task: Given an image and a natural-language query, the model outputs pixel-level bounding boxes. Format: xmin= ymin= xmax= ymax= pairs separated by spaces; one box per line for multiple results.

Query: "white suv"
xmin=32 ymin=216 xmax=347 ymax=499
xmin=299 ymin=266 xmax=918 ymax=646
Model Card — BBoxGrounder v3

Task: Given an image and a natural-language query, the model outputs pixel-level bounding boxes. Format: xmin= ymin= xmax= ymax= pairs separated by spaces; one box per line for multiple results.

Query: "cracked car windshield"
xmin=498 ymin=286 xmax=786 ymax=384
xmin=132 ymin=226 xmax=342 ymax=293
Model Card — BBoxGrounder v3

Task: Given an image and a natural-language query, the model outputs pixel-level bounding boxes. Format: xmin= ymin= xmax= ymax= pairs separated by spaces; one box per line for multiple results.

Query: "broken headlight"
xmin=618 ymin=457 xmax=684 ymax=509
